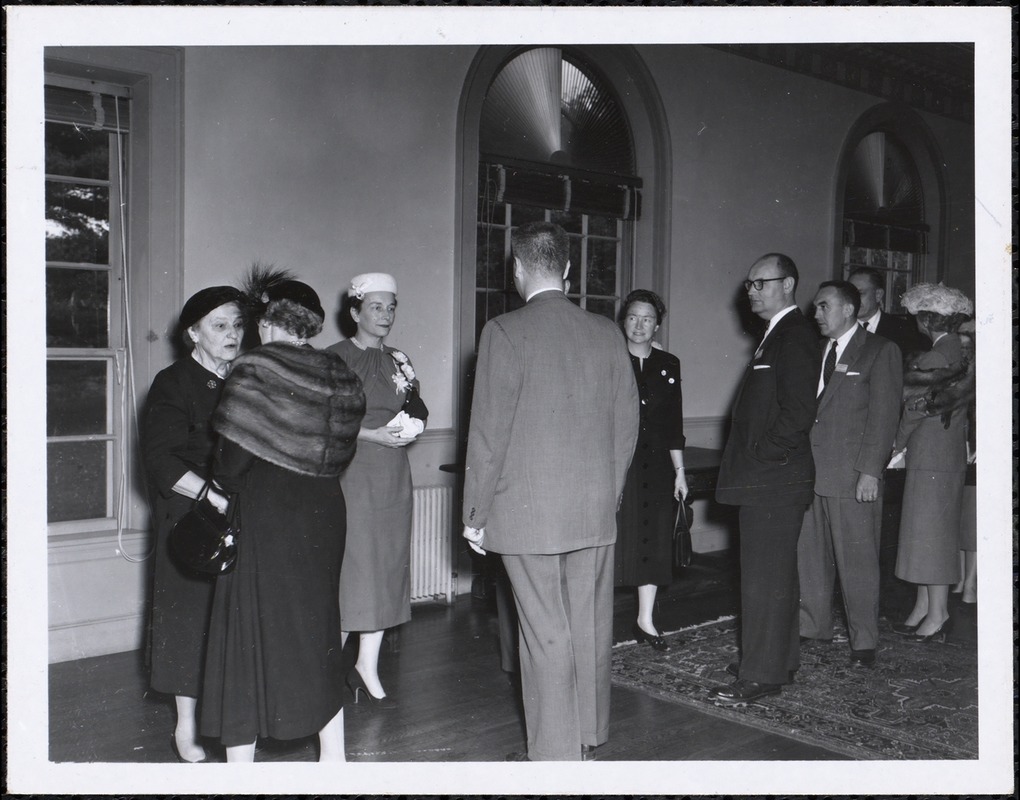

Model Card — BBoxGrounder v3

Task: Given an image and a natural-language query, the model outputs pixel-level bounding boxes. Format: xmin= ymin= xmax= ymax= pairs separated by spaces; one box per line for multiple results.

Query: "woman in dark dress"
xmin=615 ymin=290 xmax=688 ymax=651
xmin=890 ymin=283 xmax=973 ymax=644
xmin=199 ymin=269 xmax=365 ymax=761
xmin=141 ymin=286 xmax=244 ymax=763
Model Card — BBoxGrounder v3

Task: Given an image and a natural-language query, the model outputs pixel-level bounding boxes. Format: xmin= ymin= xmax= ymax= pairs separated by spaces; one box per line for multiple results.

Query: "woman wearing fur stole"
xmin=888 ymin=283 xmax=974 ymax=644
xmin=199 ymin=267 xmax=366 ymax=761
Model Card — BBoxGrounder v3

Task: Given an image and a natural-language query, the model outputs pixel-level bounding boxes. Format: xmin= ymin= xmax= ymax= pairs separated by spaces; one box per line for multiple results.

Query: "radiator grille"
xmin=410 ymin=485 xmax=455 ymax=603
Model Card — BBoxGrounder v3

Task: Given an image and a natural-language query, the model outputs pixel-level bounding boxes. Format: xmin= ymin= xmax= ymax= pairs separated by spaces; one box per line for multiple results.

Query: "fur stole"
xmin=902 ymin=349 xmax=975 ymax=429
xmin=213 ymin=343 xmax=366 ymax=477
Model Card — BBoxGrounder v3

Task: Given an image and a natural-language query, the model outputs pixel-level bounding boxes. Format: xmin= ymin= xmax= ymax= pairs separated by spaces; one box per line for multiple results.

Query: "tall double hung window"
xmin=45 ymin=80 xmax=130 ymax=531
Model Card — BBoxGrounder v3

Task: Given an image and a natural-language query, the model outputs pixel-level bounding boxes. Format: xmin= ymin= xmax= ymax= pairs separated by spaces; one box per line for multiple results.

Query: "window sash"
xmin=45 ymin=84 xmax=128 ymax=531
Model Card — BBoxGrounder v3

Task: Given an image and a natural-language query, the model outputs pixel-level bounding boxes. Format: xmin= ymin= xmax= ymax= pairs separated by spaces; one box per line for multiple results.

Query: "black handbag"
xmin=168 ymin=481 xmax=239 ymax=575
xmin=402 ymin=385 xmax=429 ymax=423
xmin=672 ymin=497 xmax=695 ymax=569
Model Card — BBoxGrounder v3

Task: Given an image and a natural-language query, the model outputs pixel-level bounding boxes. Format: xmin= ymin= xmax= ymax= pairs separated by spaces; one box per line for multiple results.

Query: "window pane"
xmin=476 ymin=225 xmax=509 ymax=288
xmin=46 ymin=268 xmax=109 ymax=348
xmin=587 ymin=215 xmax=617 ymax=238
xmin=566 ymin=236 xmax=582 ymax=288
xmin=889 ymin=273 xmax=910 ymax=312
xmin=587 ymin=238 xmax=618 ymax=296
xmin=48 ymin=440 xmax=108 ymax=522
xmin=890 ymin=250 xmax=911 ymax=270
xmin=550 ymin=209 xmax=582 ymax=234
xmin=47 ymin=361 xmax=107 ymax=436
xmin=46 ymin=181 xmax=110 ymax=264
xmin=45 ymin=122 xmax=110 ymax=180
xmin=586 ymin=297 xmax=617 ymax=321
xmin=510 ymin=203 xmax=547 ymax=227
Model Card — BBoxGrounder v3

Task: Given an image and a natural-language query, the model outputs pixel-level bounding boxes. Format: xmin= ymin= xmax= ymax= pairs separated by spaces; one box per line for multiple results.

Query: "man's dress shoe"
xmin=709 ymin=678 xmax=782 ymax=703
xmin=849 ymin=648 xmax=876 ymax=666
xmin=581 ymin=744 xmax=597 ymax=761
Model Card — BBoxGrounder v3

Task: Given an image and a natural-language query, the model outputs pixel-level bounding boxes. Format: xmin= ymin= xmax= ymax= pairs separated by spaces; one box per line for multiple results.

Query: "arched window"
xmin=835 ymin=105 xmax=948 ymax=310
xmin=840 ymin=131 xmax=926 ymax=311
xmin=474 ymin=48 xmax=641 ymax=341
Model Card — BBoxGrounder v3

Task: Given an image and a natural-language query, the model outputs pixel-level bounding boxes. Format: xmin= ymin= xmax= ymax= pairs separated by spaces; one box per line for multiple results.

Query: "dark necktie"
xmin=822 ymin=340 xmax=838 ymax=388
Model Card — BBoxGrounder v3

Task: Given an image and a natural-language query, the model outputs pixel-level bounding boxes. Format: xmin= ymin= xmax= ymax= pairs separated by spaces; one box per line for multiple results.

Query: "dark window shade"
xmin=45 ymin=85 xmax=130 ymax=132
xmin=843 ymin=218 xmax=927 ymax=254
xmin=481 ymin=161 xmax=639 ymax=221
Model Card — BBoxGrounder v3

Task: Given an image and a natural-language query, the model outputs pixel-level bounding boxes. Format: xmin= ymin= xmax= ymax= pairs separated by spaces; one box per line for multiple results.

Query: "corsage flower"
xmin=390 ymin=350 xmax=416 ymax=394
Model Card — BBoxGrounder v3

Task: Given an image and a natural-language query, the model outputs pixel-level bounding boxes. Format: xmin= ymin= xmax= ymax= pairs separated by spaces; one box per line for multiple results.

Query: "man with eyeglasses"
xmin=711 ymin=253 xmax=818 ymax=703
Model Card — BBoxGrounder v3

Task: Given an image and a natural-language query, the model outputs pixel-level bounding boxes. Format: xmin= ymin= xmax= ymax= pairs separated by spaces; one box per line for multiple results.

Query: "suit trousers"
xmin=501 ymin=544 xmax=613 ymax=761
xmin=798 ymin=494 xmax=882 ymax=650
xmin=738 ymin=504 xmax=807 ymax=685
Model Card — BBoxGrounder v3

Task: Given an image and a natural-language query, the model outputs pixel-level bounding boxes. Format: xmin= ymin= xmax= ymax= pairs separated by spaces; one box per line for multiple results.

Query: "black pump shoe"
xmin=891 ymin=621 xmax=921 ymax=636
xmin=346 ymin=668 xmax=398 ymax=709
xmin=904 ymin=615 xmax=952 ymax=644
xmin=633 ymin=623 xmax=671 ymax=652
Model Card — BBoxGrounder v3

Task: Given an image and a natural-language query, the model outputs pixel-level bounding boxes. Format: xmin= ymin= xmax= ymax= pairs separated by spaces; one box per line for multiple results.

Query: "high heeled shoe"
xmin=346 ymin=668 xmax=398 ymax=709
xmin=633 ymin=623 xmax=671 ymax=652
xmin=904 ymin=615 xmax=952 ymax=644
xmin=170 ymin=734 xmax=207 ymax=763
xmin=890 ymin=621 xmax=921 ymax=636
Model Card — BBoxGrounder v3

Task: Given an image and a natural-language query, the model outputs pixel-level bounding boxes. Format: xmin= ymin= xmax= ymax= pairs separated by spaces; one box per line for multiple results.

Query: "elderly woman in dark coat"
xmin=890 ymin=283 xmax=973 ymax=643
xmin=141 ymin=285 xmax=243 ymax=763
xmin=199 ymin=268 xmax=365 ymax=762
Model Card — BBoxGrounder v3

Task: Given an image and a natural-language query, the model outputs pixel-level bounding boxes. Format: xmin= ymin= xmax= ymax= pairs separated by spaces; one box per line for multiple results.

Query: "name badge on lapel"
xmin=835 ymin=363 xmax=848 ymax=373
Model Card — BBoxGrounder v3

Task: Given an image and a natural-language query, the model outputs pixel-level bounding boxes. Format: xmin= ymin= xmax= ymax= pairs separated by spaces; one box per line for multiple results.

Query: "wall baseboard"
xmin=50 ymin=613 xmax=146 ymax=664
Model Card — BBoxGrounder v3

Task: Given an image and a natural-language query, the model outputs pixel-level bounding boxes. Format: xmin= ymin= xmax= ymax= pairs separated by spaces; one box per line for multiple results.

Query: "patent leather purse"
xmin=672 ymin=497 xmax=695 ymax=570
xmin=169 ymin=481 xmax=239 ymax=575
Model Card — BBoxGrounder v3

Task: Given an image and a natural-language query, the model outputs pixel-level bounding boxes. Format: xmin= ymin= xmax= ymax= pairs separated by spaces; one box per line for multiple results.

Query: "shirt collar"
xmin=832 ymin=323 xmax=858 ymax=351
xmin=525 ymin=286 xmax=564 ymax=302
xmin=761 ymin=304 xmax=798 ymax=339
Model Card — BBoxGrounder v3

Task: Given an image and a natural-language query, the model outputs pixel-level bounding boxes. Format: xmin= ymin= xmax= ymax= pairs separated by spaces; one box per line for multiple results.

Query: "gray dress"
xmin=328 ymin=339 xmax=415 ymax=630
xmin=894 ymin=334 xmax=968 ymax=584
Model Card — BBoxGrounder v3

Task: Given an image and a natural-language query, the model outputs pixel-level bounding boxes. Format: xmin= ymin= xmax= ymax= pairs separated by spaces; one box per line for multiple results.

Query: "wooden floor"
xmin=48 ymin=537 xmax=978 ymax=764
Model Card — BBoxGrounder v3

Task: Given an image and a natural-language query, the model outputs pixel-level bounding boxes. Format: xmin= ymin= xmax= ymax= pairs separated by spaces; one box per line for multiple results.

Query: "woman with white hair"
xmin=889 ymin=283 xmax=974 ymax=644
xmin=329 ymin=272 xmax=427 ymax=707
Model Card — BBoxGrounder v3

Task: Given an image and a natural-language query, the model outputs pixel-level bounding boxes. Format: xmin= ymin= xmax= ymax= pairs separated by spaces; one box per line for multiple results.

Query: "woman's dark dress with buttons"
xmin=615 ymin=349 xmax=685 ymax=587
xmin=141 ymin=355 xmax=224 ymax=697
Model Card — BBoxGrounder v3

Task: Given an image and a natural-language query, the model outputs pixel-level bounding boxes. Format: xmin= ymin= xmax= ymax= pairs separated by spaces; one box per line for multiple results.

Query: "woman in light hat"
xmin=200 ymin=266 xmax=366 ymax=760
xmin=889 ymin=282 xmax=973 ymax=644
xmin=329 ymin=272 xmax=427 ymax=707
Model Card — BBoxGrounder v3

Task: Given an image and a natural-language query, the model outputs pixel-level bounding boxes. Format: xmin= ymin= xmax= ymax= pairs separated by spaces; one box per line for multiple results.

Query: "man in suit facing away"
xmin=798 ymin=281 xmax=903 ymax=667
xmin=849 ymin=267 xmax=929 ymax=359
xmin=711 ymin=253 xmax=818 ymax=703
xmin=462 ymin=221 xmax=639 ymax=761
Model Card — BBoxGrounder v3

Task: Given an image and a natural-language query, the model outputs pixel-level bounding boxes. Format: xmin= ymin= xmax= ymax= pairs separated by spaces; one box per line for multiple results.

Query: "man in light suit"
xmin=711 ymin=253 xmax=818 ymax=703
xmin=849 ymin=267 xmax=929 ymax=360
xmin=462 ymin=221 xmax=639 ymax=761
xmin=798 ymin=281 xmax=903 ymax=667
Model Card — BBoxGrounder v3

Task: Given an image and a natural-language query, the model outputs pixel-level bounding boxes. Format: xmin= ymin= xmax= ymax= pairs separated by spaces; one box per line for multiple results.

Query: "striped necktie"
xmin=822 ymin=340 xmax=838 ymax=388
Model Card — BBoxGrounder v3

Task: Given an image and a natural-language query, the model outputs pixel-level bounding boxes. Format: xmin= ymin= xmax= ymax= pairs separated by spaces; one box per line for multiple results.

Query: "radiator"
xmin=410 ymin=485 xmax=455 ymax=604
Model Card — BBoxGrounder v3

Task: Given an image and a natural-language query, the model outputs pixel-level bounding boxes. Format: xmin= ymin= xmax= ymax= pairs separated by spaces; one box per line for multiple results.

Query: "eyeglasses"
xmin=743 ymin=277 xmax=786 ymax=292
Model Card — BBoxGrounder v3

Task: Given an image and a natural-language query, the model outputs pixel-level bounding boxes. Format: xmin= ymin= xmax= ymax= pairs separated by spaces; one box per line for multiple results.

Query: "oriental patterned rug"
xmin=611 ymin=615 xmax=978 ymax=760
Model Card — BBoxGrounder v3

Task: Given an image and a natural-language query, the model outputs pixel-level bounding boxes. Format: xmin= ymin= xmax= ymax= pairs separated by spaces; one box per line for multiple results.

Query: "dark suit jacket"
xmin=462 ymin=291 xmax=640 ymax=555
xmin=715 ymin=307 xmax=817 ymax=507
xmin=874 ymin=311 xmax=930 ymax=360
xmin=811 ymin=327 xmax=902 ymax=497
